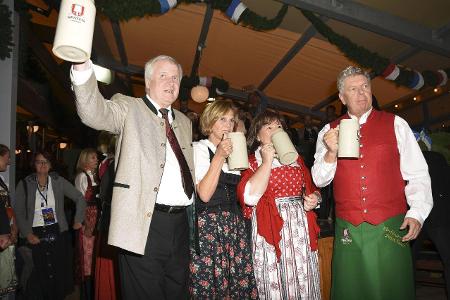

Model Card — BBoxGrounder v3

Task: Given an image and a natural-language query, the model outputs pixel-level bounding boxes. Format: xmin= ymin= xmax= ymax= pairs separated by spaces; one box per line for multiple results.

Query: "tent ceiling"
xmin=21 ymin=0 xmax=450 ymax=131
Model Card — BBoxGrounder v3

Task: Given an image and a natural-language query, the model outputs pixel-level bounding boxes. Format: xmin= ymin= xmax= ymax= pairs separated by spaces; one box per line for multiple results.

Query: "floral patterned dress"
xmin=190 ymin=145 xmax=258 ymax=299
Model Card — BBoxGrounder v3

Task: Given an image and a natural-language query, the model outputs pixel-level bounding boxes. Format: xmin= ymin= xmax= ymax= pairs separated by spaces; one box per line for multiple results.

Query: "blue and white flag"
xmin=159 ymin=0 xmax=177 ymax=14
xmin=414 ymin=129 xmax=432 ymax=150
xmin=437 ymin=69 xmax=448 ymax=86
xmin=226 ymin=0 xmax=247 ymax=23
xmin=409 ymin=71 xmax=425 ymax=90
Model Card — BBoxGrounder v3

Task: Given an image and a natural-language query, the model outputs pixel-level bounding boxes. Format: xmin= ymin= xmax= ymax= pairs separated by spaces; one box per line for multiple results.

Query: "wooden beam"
xmin=382 ymin=86 xmax=450 ymax=112
xmin=411 ymin=113 xmax=450 ymax=129
xmin=258 ymin=22 xmax=323 ymax=91
xmin=111 ymin=20 xmax=132 ymax=94
xmin=278 ymin=0 xmax=450 ymax=57
xmin=224 ymin=87 xmax=325 ymax=119
xmin=94 ymin=55 xmax=144 ymax=76
xmin=190 ymin=2 xmax=214 ymax=78
xmin=95 ymin=57 xmax=326 ymax=118
xmin=25 ymin=21 xmax=73 ymax=101
xmin=92 ymin=19 xmax=130 ymax=95
xmin=18 ymin=77 xmax=57 ymax=127
xmin=29 ymin=23 xmax=54 ymax=44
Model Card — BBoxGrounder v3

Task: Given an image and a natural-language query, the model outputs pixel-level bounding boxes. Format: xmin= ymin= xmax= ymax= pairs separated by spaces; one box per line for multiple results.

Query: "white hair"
xmin=144 ymin=55 xmax=183 ymax=83
xmin=337 ymin=66 xmax=371 ymax=93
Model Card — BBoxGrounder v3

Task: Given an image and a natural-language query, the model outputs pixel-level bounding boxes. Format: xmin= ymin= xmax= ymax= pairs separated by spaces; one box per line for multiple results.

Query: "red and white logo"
xmin=71 ymin=4 xmax=84 ymax=16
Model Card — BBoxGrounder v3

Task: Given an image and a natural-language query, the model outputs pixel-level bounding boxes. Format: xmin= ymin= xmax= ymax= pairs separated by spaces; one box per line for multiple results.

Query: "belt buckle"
xmin=168 ymin=206 xmax=174 ymax=213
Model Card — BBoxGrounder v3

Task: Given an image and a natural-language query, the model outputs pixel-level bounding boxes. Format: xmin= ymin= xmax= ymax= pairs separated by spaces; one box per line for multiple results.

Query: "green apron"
xmin=0 ymin=245 xmax=18 ymax=296
xmin=331 ymin=215 xmax=414 ymax=300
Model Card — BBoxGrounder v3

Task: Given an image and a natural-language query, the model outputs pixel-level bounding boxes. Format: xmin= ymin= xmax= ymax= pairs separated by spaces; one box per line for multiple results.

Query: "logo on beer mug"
xmin=71 ymin=4 xmax=85 ymax=16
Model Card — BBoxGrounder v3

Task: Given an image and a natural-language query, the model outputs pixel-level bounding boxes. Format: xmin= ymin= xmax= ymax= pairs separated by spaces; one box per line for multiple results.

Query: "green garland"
xmin=301 ymin=10 xmax=450 ymax=89
xmin=96 ymin=0 xmax=288 ymax=31
xmin=95 ymin=0 xmax=287 ymax=98
xmin=0 ymin=0 xmax=14 ymax=60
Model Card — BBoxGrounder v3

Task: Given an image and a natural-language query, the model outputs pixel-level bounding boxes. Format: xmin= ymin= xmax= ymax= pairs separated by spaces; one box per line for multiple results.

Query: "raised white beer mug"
xmin=52 ymin=0 xmax=96 ymax=62
xmin=271 ymin=128 xmax=299 ymax=165
xmin=227 ymin=132 xmax=249 ymax=171
xmin=337 ymin=119 xmax=360 ymax=158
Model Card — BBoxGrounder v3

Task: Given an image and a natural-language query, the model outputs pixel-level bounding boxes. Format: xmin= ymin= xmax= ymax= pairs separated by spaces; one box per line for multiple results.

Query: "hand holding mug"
xmin=216 ymin=135 xmax=233 ymax=160
xmin=260 ymin=143 xmax=276 ymax=165
xmin=323 ymin=127 xmax=339 ymax=154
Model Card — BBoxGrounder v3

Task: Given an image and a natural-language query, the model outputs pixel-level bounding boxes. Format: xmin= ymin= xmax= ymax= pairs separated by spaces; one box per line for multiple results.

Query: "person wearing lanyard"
xmin=15 ymin=151 xmax=86 ymax=300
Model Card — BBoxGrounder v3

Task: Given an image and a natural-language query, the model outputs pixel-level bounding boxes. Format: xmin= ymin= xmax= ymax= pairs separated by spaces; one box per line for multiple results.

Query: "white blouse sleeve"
xmin=311 ymin=123 xmax=337 ymax=187
xmin=74 ymin=173 xmax=88 ymax=195
xmin=193 ymin=141 xmax=212 ymax=185
xmin=394 ymin=116 xmax=433 ymax=225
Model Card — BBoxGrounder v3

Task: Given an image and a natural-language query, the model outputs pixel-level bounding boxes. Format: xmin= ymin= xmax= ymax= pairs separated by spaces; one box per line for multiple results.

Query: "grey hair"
xmin=144 ymin=55 xmax=183 ymax=83
xmin=0 ymin=144 xmax=9 ymax=156
xmin=337 ymin=66 xmax=371 ymax=93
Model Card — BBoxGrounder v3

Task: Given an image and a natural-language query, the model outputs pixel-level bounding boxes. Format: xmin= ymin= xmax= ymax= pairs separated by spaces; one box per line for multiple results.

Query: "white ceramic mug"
xmin=338 ymin=119 xmax=360 ymax=158
xmin=52 ymin=0 xmax=96 ymax=62
xmin=227 ymin=132 xmax=249 ymax=171
xmin=271 ymin=128 xmax=299 ymax=165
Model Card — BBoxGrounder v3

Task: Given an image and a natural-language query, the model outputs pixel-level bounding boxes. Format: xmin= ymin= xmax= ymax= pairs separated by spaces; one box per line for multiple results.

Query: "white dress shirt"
xmin=147 ymin=97 xmax=192 ymax=206
xmin=71 ymin=62 xmax=192 ymax=206
xmin=311 ymin=109 xmax=433 ymax=224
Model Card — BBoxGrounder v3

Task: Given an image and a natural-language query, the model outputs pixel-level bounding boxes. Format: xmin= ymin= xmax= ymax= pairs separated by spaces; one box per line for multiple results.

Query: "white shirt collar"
xmin=199 ymin=139 xmax=217 ymax=152
xmin=146 ymin=94 xmax=172 ymax=119
xmin=348 ymin=107 xmax=373 ymax=125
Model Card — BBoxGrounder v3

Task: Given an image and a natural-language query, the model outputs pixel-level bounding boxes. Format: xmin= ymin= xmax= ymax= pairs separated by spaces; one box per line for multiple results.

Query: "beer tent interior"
xmin=15 ymin=0 xmax=450 ymax=146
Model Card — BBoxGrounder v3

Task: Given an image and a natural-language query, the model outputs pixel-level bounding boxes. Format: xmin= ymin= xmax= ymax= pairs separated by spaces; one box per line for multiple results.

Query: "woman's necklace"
xmin=37 ymin=177 xmax=48 ymax=191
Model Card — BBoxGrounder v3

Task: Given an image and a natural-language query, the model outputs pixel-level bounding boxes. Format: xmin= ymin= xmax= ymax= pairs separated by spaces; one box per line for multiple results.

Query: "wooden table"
xmin=318 ymin=236 xmax=334 ymax=300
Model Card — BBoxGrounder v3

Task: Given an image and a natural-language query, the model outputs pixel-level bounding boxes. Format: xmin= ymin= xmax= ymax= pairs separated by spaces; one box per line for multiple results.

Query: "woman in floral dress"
xmin=190 ymin=100 xmax=258 ymax=299
xmin=237 ymin=111 xmax=322 ymax=299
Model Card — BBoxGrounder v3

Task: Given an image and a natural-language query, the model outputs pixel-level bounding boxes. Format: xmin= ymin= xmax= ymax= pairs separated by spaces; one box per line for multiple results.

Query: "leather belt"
xmin=154 ymin=203 xmax=187 ymax=214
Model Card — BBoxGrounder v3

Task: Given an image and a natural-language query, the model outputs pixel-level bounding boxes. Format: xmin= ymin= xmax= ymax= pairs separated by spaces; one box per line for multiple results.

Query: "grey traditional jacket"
xmin=14 ymin=172 xmax=86 ymax=238
xmin=73 ymin=74 xmax=194 ymax=255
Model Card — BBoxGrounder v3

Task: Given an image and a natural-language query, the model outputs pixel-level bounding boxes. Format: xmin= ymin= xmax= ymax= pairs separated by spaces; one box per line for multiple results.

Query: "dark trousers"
xmin=118 ymin=210 xmax=189 ymax=300
xmin=412 ymin=224 xmax=450 ymax=299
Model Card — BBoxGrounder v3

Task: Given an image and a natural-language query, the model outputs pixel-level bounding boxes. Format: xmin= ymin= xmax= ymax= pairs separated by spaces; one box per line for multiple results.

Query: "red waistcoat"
xmin=330 ymin=110 xmax=407 ymax=226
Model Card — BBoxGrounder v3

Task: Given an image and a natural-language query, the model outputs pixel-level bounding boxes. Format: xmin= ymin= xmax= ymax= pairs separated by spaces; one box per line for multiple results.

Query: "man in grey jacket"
xmin=71 ymin=55 xmax=195 ymax=299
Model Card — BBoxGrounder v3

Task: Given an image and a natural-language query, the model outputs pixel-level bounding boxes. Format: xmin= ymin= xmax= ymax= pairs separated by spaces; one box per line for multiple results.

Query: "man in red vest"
xmin=312 ymin=66 xmax=433 ymax=300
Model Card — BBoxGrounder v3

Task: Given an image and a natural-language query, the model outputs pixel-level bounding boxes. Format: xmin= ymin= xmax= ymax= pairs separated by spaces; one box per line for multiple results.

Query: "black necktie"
xmin=159 ymin=108 xmax=194 ymax=199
